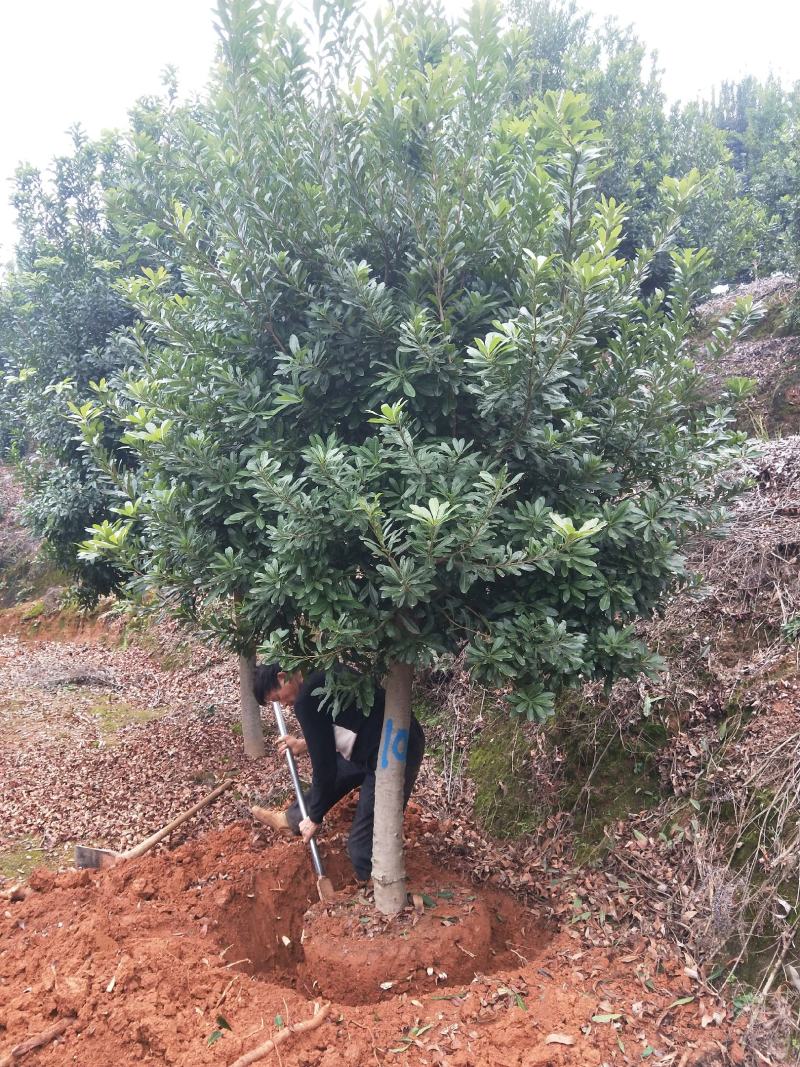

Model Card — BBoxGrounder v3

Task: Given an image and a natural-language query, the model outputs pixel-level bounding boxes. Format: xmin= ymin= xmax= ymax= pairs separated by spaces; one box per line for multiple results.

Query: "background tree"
xmin=510 ymin=0 xmax=798 ymax=282
xmin=0 ymin=129 xmax=143 ymax=602
xmin=702 ymin=75 xmax=800 ymax=274
xmin=75 ymin=0 xmax=758 ymax=913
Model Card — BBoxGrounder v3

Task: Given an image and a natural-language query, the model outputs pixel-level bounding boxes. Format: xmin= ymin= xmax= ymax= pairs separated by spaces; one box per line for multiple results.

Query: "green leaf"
xmin=411 ymin=1023 xmax=434 ymax=1037
xmin=666 ymin=996 xmax=695 ymax=1009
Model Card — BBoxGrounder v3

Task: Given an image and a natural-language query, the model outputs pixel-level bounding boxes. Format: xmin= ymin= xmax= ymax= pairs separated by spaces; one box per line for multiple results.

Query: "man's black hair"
xmin=253 ymin=662 xmax=282 ymax=705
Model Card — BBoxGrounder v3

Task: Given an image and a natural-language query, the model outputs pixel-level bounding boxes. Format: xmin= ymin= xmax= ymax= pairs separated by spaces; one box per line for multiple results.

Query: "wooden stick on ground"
xmin=228 ymin=1003 xmax=331 ymax=1067
xmin=0 ymin=1014 xmax=75 ymax=1067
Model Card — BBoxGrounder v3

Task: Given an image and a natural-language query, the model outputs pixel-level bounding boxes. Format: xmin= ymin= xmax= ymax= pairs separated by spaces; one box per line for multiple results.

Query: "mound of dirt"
xmin=696 ymin=272 xmax=795 ymax=324
xmin=0 ymin=820 xmax=746 ymax=1066
xmin=302 ymin=884 xmax=496 ymax=1005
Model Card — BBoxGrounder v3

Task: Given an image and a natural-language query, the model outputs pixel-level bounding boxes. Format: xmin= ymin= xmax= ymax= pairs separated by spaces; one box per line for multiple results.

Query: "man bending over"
xmin=251 ymin=664 xmax=425 ymax=883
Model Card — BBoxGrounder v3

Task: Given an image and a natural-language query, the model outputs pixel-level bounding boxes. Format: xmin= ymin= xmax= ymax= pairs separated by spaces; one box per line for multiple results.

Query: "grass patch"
xmin=0 ymin=842 xmax=63 ymax=880
xmin=553 ymin=696 xmax=666 ymax=864
xmin=567 ymin=739 xmax=663 ymax=864
xmin=411 ymin=693 xmax=447 ymax=764
xmin=88 ymin=696 xmax=166 ymax=737
xmin=413 ymin=693 xmax=443 ymax=729
xmin=21 ymin=599 xmax=45 ymax=621
xmin=469 ymin=714 xmax=546 ymax=838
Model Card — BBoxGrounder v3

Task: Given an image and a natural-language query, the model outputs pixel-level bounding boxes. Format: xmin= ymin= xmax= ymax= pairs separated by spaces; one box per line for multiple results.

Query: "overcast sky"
xmin=2 ymin=0 xmax=799 ymax=260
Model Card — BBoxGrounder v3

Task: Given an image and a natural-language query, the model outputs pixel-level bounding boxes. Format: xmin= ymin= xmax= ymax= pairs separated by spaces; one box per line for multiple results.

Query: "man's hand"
xmin=277 ymin=734 xmax=307 ymax=758
xmin=298 ymin=817 xmax=320 ymax=843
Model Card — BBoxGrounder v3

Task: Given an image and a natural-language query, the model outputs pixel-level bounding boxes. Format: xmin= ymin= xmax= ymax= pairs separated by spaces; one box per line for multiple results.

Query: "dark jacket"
xmin=293 ymin=670 xmax=386 ymax=823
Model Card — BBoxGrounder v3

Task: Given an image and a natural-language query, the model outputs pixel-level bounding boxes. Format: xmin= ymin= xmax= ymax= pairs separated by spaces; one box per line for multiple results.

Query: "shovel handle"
xmin=272 ymin=702 xmax=326 ymax=879
xmin=122 ymin=779 xmax=234 ymax=860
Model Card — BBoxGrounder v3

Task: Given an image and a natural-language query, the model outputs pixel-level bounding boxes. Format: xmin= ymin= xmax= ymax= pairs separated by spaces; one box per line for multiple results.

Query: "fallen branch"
xmin=0 ymin=1014 xmax=76 ymax=1067
xmin=228 ymin=1002 xmax=331 ymax=1067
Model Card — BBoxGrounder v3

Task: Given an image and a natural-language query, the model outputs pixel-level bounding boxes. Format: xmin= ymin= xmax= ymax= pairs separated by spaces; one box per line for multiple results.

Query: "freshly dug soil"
xmin=0 ymin=819 xmax=747 ymax=1066
xmin=301 ymin=882 xmax=506 ymax=1005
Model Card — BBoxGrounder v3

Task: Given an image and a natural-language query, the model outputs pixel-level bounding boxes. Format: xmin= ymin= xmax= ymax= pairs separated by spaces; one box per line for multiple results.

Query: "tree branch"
xmin=228 ymin=1003 xmax=331 ymax=1067
xmin=0 ymin=1015 xmax=76 ymax=1067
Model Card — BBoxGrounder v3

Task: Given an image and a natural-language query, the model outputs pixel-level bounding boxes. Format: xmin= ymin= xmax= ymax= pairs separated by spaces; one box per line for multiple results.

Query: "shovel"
xmin=272 ymin=701 xmax=335 ymax=903
xmin=74 ymin=779 xmax=234 ymax=869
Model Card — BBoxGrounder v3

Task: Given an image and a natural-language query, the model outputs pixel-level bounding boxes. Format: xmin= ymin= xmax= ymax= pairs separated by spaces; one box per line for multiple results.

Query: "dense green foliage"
xmin=1 ymin=0 xmax=797 ymax=606
xmin=73 ymin=0 xmax=760 ymax=721
xmin=511 ymin=1 xmax=800 ymax=281
xmin=703 ymin=76 xmax=800 ymax=276
xmin=0 ymin=130 xmax=142 ymax=600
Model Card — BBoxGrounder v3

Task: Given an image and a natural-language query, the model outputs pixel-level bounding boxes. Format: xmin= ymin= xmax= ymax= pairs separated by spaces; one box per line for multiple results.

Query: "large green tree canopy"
xmin=76 ymin=0 xmax=757 ymax=722
xmin=2 ymin=1 xmax=795 ymax=613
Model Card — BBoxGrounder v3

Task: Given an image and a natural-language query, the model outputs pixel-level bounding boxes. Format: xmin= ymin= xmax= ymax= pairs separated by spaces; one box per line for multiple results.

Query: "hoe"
xmin=75 ymin=779 xmax=233 ymax=869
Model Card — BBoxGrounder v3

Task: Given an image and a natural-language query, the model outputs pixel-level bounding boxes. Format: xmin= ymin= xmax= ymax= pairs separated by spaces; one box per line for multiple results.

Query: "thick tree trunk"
xmin=372 ymin=660 xmax=413 ymax=915
xmin=238 ymin=652 xmax=265 ymax=759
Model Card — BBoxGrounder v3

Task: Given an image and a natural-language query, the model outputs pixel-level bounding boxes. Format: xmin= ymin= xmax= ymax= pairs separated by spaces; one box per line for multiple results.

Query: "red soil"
xmin=0 ymin=818 xmax=748 ymax=1066
xmin=300 ymin=886 xmax=494 ymax=1005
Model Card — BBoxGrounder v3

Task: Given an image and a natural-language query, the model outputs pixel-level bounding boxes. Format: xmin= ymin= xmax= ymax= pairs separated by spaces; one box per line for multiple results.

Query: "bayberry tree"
xmin=75 ymin=0 xmax=757 ymax=913
xmin=0 ymin=129 xmax=143 ymax=602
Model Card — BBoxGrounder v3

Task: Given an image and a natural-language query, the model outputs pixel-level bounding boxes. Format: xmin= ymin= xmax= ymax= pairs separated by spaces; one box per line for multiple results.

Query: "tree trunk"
xmin=238 ymin=652 xmax=265 ymax=759
xmin=372 ymin=660 xmax=413 ymax=915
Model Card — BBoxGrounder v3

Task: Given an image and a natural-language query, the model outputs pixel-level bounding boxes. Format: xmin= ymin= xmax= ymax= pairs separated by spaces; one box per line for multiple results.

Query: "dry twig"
xmin=228 ymin=1002 xmax=331 ymax=1067
xmin=0 ymin=1014 xmax=76 ymax=1067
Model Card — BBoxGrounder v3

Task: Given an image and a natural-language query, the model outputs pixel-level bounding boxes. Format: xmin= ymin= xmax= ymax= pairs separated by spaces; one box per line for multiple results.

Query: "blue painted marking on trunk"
xmin=380 ymin=718 xmax=409 ymax=768
xmin=381 ymin=718 xmax=394 ymax=768
xmin=392 ymin=728 xmax=408 ymax=763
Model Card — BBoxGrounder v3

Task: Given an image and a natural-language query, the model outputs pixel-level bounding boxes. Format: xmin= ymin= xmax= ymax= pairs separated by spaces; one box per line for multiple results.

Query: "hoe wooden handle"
xmin=122 ymin=779 xmax=234 ymax=860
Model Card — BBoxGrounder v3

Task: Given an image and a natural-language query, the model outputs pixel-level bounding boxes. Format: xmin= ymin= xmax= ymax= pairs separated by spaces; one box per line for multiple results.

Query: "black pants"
xmin=285 ymin=719 xmax=425 ymax=880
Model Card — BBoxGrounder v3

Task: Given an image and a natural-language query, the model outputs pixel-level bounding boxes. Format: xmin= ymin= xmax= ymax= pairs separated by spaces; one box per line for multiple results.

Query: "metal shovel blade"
xmin=316 ymin=876 xmax=336 ymax=903
xmin=74 ymin=845 xmax=122 ymax=869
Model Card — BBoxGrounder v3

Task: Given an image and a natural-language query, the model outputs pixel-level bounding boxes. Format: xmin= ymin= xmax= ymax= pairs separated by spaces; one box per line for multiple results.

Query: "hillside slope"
xmin=0 ymin=279 xmax=798 ymax=1065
